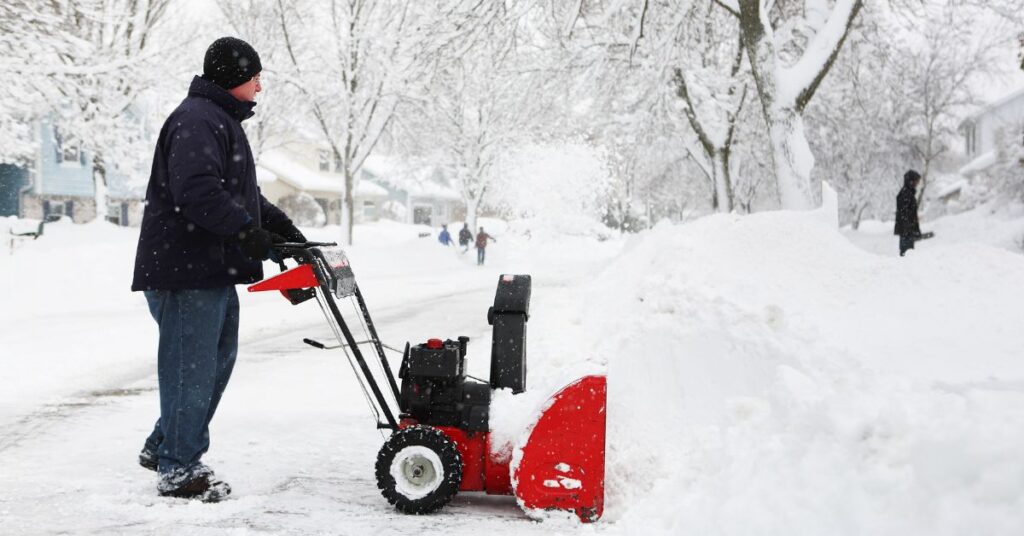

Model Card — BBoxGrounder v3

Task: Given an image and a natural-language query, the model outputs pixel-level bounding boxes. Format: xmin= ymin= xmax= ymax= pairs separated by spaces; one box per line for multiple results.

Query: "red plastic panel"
xmin=435 ymin=426 xmax=488 ymax=492
xmin=246 ymin=264 xmax=318 ymax=293
xmin=484 ymin=434 xmax=513 ymax=495
xmin=512 ymin=375 xmax=607 ymax=522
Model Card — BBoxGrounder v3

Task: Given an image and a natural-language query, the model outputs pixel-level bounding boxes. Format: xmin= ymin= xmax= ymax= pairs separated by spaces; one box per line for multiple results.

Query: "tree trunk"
xmin=917 ymin=158 xmax=931 ymax=206
xmin=735 ymin=0 xmax=859 ymax=211
xmin=343 ymin=165 xmax=354 ymax=245
xmin=766 ymin=107 xmax=817 ymax=210
xmin=851 ymin=203 xmax=867 ymax=230
xmin=712 ymin=150 xmax=734 ymax=213
xmin=740 ymin=12 xmax=817 ymax=210
xmin=466 ymin=197 xmax=478 ymax=233
xmin=92 ymin=153 xmax=107 ymax=222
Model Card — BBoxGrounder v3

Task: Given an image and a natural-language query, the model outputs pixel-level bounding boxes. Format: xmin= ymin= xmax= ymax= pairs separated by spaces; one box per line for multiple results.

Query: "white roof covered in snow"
xmin=959 ymin=150 xmax=997 ymax=176
xmin=961 ymin=85 xmax=1024 ymax=128
xmin=259 ymin=150 xmax=388 ymax=198
xmin=934 ymin=176 xmax=968 ymax=199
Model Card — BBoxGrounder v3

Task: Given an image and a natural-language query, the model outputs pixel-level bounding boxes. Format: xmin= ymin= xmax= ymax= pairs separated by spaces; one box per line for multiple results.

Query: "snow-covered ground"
xmin=2 ymin=205 xmax=1023 ymax=535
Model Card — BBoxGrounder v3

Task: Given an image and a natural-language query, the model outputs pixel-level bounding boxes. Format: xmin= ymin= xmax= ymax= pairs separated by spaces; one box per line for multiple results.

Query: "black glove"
xmin=238 ymin=224 xmax=284 ymax=261
xmin=278 ymin=220 xmax=307 ymax=244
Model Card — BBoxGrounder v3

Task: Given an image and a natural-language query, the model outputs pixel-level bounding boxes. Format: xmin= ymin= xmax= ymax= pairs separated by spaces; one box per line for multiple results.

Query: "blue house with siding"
xmin=18 ymin=116 xmax=97 ymax=223
xmin=2 ymin=115 xmax=145 ymax=226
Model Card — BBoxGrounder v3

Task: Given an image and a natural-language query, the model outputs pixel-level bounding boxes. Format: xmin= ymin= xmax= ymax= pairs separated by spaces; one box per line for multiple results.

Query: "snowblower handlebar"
xmin=272 ymin=240 xmax=337 ymax=258
xmin=270 ymin=242 xmax=339 ymax=270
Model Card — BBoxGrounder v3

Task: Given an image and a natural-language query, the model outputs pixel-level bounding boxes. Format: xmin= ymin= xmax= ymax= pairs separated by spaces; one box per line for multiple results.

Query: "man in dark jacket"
xmin=894 ymin=170 xmax=923 ymax=256
xmin=458 ymin=223 xmax=472 ymax=253
xmin=131 ymin=37 xmax=305 ymax=502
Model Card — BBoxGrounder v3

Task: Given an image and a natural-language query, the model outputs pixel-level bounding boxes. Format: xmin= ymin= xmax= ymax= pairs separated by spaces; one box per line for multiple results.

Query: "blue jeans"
xmin=142 ymin=287 xmax=239 ymax=476
xmin=477 ymin=247 xmax=485 ymax=265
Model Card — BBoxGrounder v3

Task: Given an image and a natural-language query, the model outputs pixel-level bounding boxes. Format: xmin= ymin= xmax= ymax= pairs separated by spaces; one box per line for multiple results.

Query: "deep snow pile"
xmin=584 ymin=209 xmax=1024 ymax=535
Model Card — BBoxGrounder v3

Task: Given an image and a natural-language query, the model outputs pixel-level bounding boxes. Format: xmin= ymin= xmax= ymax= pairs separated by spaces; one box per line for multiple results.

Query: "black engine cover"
xmin=398 ymin=338 xmax=490 ymax=432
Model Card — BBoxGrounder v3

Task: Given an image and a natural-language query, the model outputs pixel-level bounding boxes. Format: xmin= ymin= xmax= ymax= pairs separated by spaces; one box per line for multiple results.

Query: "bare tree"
xmin=273 ymin=0 xmax=445 ymax=244
xmin=0 ymin=0 xmax=179 ymax=209
xmin=889 ymin=5 xmax=1004 ymax=205
xmin=216 ymin=0 xmax=305 ymax=159
xmin=713 ymin=0 xmax=863 ymax=210
xmin=405 ymin=2 xmax=548 ymax=231
xmin=669 ymin=0 xmax=748 ymax=212
xmin=67 ymin=0 xmax=176 ymax=219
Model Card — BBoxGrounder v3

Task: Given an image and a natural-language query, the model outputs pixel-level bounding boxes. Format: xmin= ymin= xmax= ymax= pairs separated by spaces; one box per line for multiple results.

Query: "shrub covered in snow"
xmin=276 ymin=192 xmax=327 ymax=227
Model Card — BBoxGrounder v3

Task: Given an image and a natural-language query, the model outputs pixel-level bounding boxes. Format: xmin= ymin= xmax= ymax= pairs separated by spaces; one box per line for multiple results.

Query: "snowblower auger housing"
xmin=248 ymin=244 xmax=607 ymax=522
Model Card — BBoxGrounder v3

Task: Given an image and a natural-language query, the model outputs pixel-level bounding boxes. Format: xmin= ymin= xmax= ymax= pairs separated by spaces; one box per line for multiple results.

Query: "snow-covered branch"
xmin=783 ymin=0 xmax=864 ymax=110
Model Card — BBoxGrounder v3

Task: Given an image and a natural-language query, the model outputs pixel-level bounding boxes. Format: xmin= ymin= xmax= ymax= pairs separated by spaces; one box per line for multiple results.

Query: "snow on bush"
xmin=276 ymin=192 xmax=327 ymax=227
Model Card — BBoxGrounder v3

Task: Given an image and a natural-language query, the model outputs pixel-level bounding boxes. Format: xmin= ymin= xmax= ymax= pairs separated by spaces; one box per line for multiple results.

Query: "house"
xmin=105 ymin=173 xmax=146 ymax=227
xmin=18 ymin=116 xmax=97 ymax=223
xmin=959 ymin=86 xmax=1024 ymax=176
xmin=3 ymin=115 xmax=147 ymax=226
xmin=257 ymin=148 xmax=389 ymax=227
xmin=361 ymin=155 xmax=464 ymax=226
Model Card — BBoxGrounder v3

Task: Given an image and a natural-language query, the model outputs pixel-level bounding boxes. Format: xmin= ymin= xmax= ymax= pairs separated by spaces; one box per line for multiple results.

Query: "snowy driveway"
xmin=0 ymin=279 xmax=589 ymax=535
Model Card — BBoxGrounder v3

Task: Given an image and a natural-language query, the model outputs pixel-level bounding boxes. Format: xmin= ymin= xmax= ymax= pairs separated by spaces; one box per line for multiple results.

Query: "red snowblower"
xmin=247 ymin=242 xmax=607 ymax=522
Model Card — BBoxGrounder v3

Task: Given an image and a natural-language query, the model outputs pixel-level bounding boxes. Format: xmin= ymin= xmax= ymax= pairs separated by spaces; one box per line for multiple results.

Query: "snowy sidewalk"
xmin=0 ymin=278 xmax=592 ymax=535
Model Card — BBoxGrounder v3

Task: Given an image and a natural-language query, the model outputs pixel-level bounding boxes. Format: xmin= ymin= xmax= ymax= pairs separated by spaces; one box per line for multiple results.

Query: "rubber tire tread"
xmin=375 ymin=425 xmax=463 ymax=515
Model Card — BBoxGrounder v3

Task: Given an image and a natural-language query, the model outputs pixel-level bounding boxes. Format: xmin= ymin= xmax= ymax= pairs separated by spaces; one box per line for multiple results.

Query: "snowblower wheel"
xmin=375 ymin=425 xmax=463 ymax=515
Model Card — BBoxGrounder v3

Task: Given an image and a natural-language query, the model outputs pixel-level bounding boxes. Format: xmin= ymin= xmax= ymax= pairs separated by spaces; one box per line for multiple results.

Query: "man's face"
xmin=228 ymin=73 xmax=262 ymax=102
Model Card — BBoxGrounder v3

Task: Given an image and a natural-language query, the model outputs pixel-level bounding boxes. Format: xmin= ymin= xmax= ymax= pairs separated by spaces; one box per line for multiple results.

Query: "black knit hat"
xmin=203 ymin=37 xmax=262 ymax=90
xmin=904 ymin=169 xmax=921 ymax=185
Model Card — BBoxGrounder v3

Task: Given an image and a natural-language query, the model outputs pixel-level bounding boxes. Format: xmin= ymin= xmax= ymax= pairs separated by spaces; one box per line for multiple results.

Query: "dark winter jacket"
xmin=893 ymin=186 xmax=921 ymax=238
xmin=458 ymin=227 xmax=472 ymax=246
xmin=475 ymin=231 xmax=494 ymax=249
xmin=131 ymin=76 xmax=292 ymax=291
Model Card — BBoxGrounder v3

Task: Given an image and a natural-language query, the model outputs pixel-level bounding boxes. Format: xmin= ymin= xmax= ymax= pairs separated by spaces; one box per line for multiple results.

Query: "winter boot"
xmin=200 ymin=478 xmax=232 ymax=503
xmin=157 ymin=463 xmax=231 ymax=503
xmin=139 ymin=448 xmax=158 ymax=472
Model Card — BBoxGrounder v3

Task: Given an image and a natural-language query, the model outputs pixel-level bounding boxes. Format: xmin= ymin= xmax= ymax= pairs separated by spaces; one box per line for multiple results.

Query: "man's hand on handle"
xmin=238 ymin=224 xmax=285 ymax=260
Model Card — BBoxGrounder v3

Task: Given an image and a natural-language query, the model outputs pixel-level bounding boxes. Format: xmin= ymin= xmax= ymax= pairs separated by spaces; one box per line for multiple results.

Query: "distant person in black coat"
xmin=131 ymin=37 xmax=305 ymax=502
xmin=894 ymin=170 xmax=923 ymax=256
xmin=458 ymin=223 xmax=472 ymax=253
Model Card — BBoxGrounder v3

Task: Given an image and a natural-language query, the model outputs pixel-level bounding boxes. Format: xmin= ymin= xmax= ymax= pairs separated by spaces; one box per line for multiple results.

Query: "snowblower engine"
xmin=398 ymin=274 xmax=530 ymax=434
xmin=398 ymin=337 xmax=490 ymax=431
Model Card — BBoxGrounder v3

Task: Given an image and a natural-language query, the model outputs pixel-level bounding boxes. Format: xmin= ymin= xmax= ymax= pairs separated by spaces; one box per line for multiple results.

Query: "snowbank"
xmin=585 ymin=210 xmax=1024 ymax=534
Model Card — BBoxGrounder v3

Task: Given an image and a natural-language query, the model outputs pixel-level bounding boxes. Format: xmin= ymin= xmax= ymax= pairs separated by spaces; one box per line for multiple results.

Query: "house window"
xmin=106 ymin=202 xmax=129 ymax=226
xmin=964 ymin=125 xmax=977 ymax=156
xmin=44 ymin=200 xmax=73 ymax=219
xmin=53 ymin=126 xmax=82 ymax=166
xmin=412 ymin=204 xmax=433 ymax=226
xmin=363 ymin=200 xmax=375 ymax=219
xmin=47 ymin=201 xmax=65 ymax=217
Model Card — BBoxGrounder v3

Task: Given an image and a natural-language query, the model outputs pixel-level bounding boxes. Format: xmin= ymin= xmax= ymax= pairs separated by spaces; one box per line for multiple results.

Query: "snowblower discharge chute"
xmin=247 ymin=243 xmax=607 ymax=522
